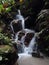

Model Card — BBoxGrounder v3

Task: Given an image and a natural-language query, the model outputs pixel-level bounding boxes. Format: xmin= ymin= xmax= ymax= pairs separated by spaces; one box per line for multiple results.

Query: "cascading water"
xmin=10 ymin=9 xmax=39 ymax=55
xmin=15 ymin=29 xmax=38 ymax=54
xmin=24 ymin=35 xmax=36 ymax=54
xmin=20 ymin=29 xmax=35 ymax=54
xmin=10 ymin=9 xmax=25 ymax=35
xmin=16 ymin=10 xmax=25 ymax=30
xmin=10 ymin=9 xmax=29 ymax=34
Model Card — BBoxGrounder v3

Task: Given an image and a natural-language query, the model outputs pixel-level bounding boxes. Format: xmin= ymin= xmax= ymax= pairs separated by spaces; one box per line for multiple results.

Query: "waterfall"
xmin=10 ymin=21 xmax=14 ymax=34
xmin=27 ymin=36 xmax=36 ymax=54
xmin=10 ymin=9 xmax=29 ymax=35
xmin=15 ymin=29 xmax=38 ymax=54
xmin=10 ymin=9 xmax=38 ymax=54
xmin=16 ymin=10 xmax=25 ymax=30
xmin=23 ymin=32 xmax=37 ymax=54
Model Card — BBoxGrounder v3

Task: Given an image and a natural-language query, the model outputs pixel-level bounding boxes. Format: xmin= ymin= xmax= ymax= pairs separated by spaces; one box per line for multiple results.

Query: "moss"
xmin=0 ymin=45 xmax=12 ymax=53
xmin=44 ymin=35 xmax=49 ymax=41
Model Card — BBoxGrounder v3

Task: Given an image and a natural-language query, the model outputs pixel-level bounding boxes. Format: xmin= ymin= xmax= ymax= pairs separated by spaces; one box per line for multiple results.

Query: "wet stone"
xmin=24 ymin=33 xmax=34 ymax=46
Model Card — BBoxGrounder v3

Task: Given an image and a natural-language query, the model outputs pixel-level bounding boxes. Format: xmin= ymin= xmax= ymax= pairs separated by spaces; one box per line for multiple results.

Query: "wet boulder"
xmin=0 ymin=33 xmax=18 ymax=65
xmin=18 ymin=31 xmax=25 ymax=40
xmin=11 ymin=19 xmax=22 ymax=33
xmin=0 ymin=45 xmax=18 ymax=65
xmin=24 ymin=32 xmax=34 ymax=47
xmin=15 ymin=30 xmax=25 ymax=53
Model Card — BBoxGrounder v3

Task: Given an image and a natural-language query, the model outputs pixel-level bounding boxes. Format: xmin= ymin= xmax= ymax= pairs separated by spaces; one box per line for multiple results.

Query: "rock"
xmin=32 ymin=52 xmax=44 ymax=58
xmin=35 ymin=9 xmax=49 ymax=32
xmin=35 ymin=9 xmax=49 ymax=56
xmin=24 ymin=33 xmax=34 ymax=46
xmin=21 ymin=0 xmax=45 ymax=29
xmin=11 ymin=19 xmax=22 ymax=33
xmin=0 ymin=45 xmax=18 ymax=65
xmin=18 ymin=31 xmax=25 ymax=40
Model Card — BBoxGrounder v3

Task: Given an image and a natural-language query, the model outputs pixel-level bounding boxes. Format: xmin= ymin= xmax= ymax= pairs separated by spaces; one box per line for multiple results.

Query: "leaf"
xmin=0 ymin=56 xmax=2 ymax=61
xmin=5 ymin=7 xmax=11 ymax=12
xmin=0 ymin=4 xmax=3 ymax=13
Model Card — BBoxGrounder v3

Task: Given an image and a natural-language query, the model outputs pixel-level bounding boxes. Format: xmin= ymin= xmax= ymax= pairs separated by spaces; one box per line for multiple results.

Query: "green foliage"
xmin=0 ymin=0 xmax=15 ymax=13
xmin=0 ymin=33 xmax=12 ymax=45
xmin=5 ymin=7 xmax=11 ymax=12
xmin=44 ymin=35 xmax=49 ymax=41
xmin=0 ymin=4 xmax=4 ymax=13
xmin=0 ymin=4 xmax=11 ymax=13
xmin=0 ymin=45 xmax=14 ymax=61
xmin=0 ymin=0 xmax=15 ymax=5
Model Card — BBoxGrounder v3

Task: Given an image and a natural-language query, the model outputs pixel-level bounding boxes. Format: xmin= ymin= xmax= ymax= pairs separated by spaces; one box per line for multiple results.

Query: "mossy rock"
xmin=0 ymin=45 xmax=18 ymax=65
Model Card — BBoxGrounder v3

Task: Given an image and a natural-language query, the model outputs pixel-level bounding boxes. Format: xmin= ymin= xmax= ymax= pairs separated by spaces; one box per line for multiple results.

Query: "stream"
xmin=10 ymin=10 xmax=42 ymax=55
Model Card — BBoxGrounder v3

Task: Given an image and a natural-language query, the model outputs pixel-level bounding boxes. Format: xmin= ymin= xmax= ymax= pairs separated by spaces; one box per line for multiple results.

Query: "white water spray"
xmin=16 ymin=10 xmax=25 ymax=30
xmin=15 ymin=29 xmax=38 ymax=54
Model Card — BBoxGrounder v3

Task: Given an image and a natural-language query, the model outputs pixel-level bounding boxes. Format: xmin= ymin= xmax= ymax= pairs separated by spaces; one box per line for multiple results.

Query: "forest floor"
xmin=16 ymin=53 xmax=49 ymax=65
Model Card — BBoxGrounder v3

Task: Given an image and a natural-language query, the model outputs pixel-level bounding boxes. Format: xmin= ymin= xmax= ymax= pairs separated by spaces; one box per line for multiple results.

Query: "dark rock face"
xmin=14 ymin=0 xmax=44 ymax=29
xmin=38 ymin=27 xmax=49 ymax=56
xmin=21 ymin=0 xmax=45 ymax=29
xmin=35 ymin=9 xmax=49 ymax=32
xmin=35 ymin=9 xmax=49 ymax=56
xmin=43 ymin=0 xmax=49 ymax=9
